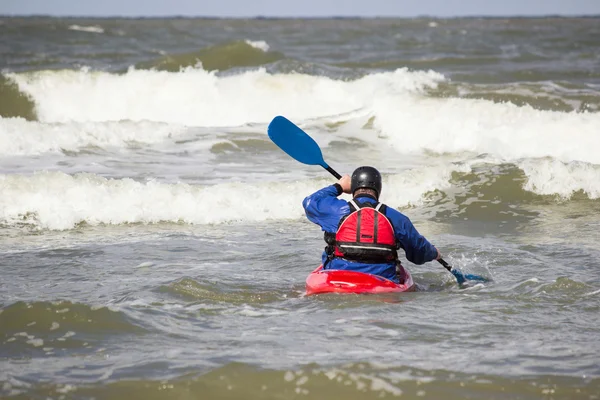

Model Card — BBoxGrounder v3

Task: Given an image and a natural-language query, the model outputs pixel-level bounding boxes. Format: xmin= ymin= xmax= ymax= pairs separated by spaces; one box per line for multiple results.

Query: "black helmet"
xmin=351 ymin=166 xmax=382 ymax=197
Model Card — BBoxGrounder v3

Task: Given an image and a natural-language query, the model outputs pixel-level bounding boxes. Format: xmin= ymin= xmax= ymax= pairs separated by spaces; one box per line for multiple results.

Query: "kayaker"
xmin=302 ymin=166 xmax=441 ymax=283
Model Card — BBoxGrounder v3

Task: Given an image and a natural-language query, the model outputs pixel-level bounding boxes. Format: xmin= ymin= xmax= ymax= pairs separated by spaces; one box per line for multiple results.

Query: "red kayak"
xmin=305 ymin=265 xmax=415 ymax=295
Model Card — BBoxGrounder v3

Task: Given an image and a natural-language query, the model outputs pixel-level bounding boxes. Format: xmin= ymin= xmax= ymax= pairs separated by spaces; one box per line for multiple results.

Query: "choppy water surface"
xmin=1 ymin=16 xmax=599 ymax=399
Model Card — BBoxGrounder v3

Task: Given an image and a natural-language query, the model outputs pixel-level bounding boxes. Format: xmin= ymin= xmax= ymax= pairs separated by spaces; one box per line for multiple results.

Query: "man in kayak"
xmin=302 ymin=166 xmax=441 ymax=283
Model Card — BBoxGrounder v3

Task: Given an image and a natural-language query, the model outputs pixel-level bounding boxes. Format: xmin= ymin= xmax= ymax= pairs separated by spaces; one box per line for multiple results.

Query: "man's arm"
xmin=302 ymin=176 xmax=351 ymax=232
xmin=387 ymin=209 xmax=440 ymax=265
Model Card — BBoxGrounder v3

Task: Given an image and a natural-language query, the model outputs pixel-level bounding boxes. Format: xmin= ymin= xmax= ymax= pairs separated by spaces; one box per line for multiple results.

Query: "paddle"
xmin=267 ymin=115 xmax=489 ymax=285
xmin=267 ymin=116 xmax=341 ymax=179
xmin=438 ymin=259 xmax=488 ymax=285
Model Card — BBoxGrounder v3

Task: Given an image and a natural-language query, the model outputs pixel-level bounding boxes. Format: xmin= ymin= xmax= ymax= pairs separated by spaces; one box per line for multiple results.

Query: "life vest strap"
xmin=337 ymin=242 xmax=397 ymax=251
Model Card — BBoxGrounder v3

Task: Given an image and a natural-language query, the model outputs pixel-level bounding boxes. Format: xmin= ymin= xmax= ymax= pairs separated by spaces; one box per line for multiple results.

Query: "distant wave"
xmin=5 ymin=67 xmax=443 ymax=125
xmin=4 ymin=66 xmax=599 ymax=167
xmin=134 ymin=40 xmax=281 ymax=72
xmin=68 ymin=25 xmax=104 ymax=34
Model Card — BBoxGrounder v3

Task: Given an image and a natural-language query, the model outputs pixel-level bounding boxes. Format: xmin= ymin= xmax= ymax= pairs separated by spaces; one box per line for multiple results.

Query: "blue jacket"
xmin=302 ymin=184 xmax=438 ymax=283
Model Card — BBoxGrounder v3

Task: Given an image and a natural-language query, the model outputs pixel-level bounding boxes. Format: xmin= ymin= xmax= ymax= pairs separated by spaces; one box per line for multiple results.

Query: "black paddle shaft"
xmin=324 ymin=166 xmax=342 ymax=179
xmin=437 ymin=258 xmax=452 ymax=272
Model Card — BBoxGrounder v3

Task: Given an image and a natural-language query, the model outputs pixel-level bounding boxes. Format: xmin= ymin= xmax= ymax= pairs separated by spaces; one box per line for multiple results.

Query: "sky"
xmin=2 ymin=0 xmax=600 ymax=17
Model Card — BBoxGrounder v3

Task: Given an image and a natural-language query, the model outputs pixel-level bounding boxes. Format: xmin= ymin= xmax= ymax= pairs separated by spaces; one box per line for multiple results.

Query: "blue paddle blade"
xmin=268 ymin=116 xmax=329 ymax=169
xmin=439 ymin=259 xmax=489 ymax=285
xmin=450 ymin=269 xmax=466 ymax=285
xmin=462 ymin=273 xmax=490 ymax=282
xmin=451 ymin=268 xmax=489 ymax=285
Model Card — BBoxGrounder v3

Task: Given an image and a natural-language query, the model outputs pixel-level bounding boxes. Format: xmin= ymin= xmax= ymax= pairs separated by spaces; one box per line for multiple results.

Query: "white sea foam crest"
xmin=520 ymin=159 xmax=600 ymax=199
xmin=245 ymin=40 xmax=270 ymax=52
xmin=371 ymin=96 xmax=600 ymax=165
xmin=0 ymin=117 xmax=187 ymax=156
xmin=7 ymin=68 xmax=444 ymax=126
xmin=68 ymin=25 xmax=104 ymax=34
xmin=0 ymin=168 xmax=451 ymax=230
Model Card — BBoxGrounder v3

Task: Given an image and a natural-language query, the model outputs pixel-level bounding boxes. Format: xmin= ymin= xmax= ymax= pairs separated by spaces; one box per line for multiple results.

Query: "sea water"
xmin=1 ymin=17 xmax=599 ymax=399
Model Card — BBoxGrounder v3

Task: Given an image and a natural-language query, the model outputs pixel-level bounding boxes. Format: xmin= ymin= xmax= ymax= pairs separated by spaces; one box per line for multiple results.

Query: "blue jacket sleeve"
xmin=386 ymin=208 xmax=438 ymax=265
xmin=302 ymin=185 xmax=350 ymax=233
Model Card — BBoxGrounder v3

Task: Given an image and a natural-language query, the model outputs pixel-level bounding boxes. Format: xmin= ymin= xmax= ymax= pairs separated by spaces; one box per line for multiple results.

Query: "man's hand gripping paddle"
xmin=267 ymin=115 xmax=489 ymax=285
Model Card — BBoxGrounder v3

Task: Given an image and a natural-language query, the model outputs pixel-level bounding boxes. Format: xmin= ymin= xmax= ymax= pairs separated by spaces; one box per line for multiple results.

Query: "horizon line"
xmin=1 ymin=13 xmax=599 ymax=19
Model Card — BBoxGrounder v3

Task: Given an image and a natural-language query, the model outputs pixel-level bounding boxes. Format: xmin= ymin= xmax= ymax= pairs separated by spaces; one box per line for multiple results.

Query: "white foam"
xmin=26 ymin=338 xmax=44 ymax=347
xmin=584 ymin=289 xmax=600 ymax=297
xmin=382 ymin=163 xmax=467 ymax=206
xmin=7 ymin=68 xmax=443 ymax=126
xmin=0 ymin=117 xmax=187 ymax=155
xmin=245 ymin=40 xmax=270 ymax=52
xmin=369 ymin=94 xmax=600 ymax=197
xmin=68 ymin=25 xmax=104 ymax=34
xmin=520 ymin=159 xmax=600 ymax=199
xmin=0 ymin=167 xmax=450 ymax=230
xmin=372 ymin=96 xmax=600 ymax=165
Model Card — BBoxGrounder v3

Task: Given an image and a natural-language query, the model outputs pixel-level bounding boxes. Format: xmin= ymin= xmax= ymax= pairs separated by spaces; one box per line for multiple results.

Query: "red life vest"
xmin=332 ymin=199 xmax=398 ymax=263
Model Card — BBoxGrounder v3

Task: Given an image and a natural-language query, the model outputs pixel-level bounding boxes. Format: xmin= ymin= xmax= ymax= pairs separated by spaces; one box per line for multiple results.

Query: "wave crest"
xmin=135 ymin=40 xmax=282 ymax=72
